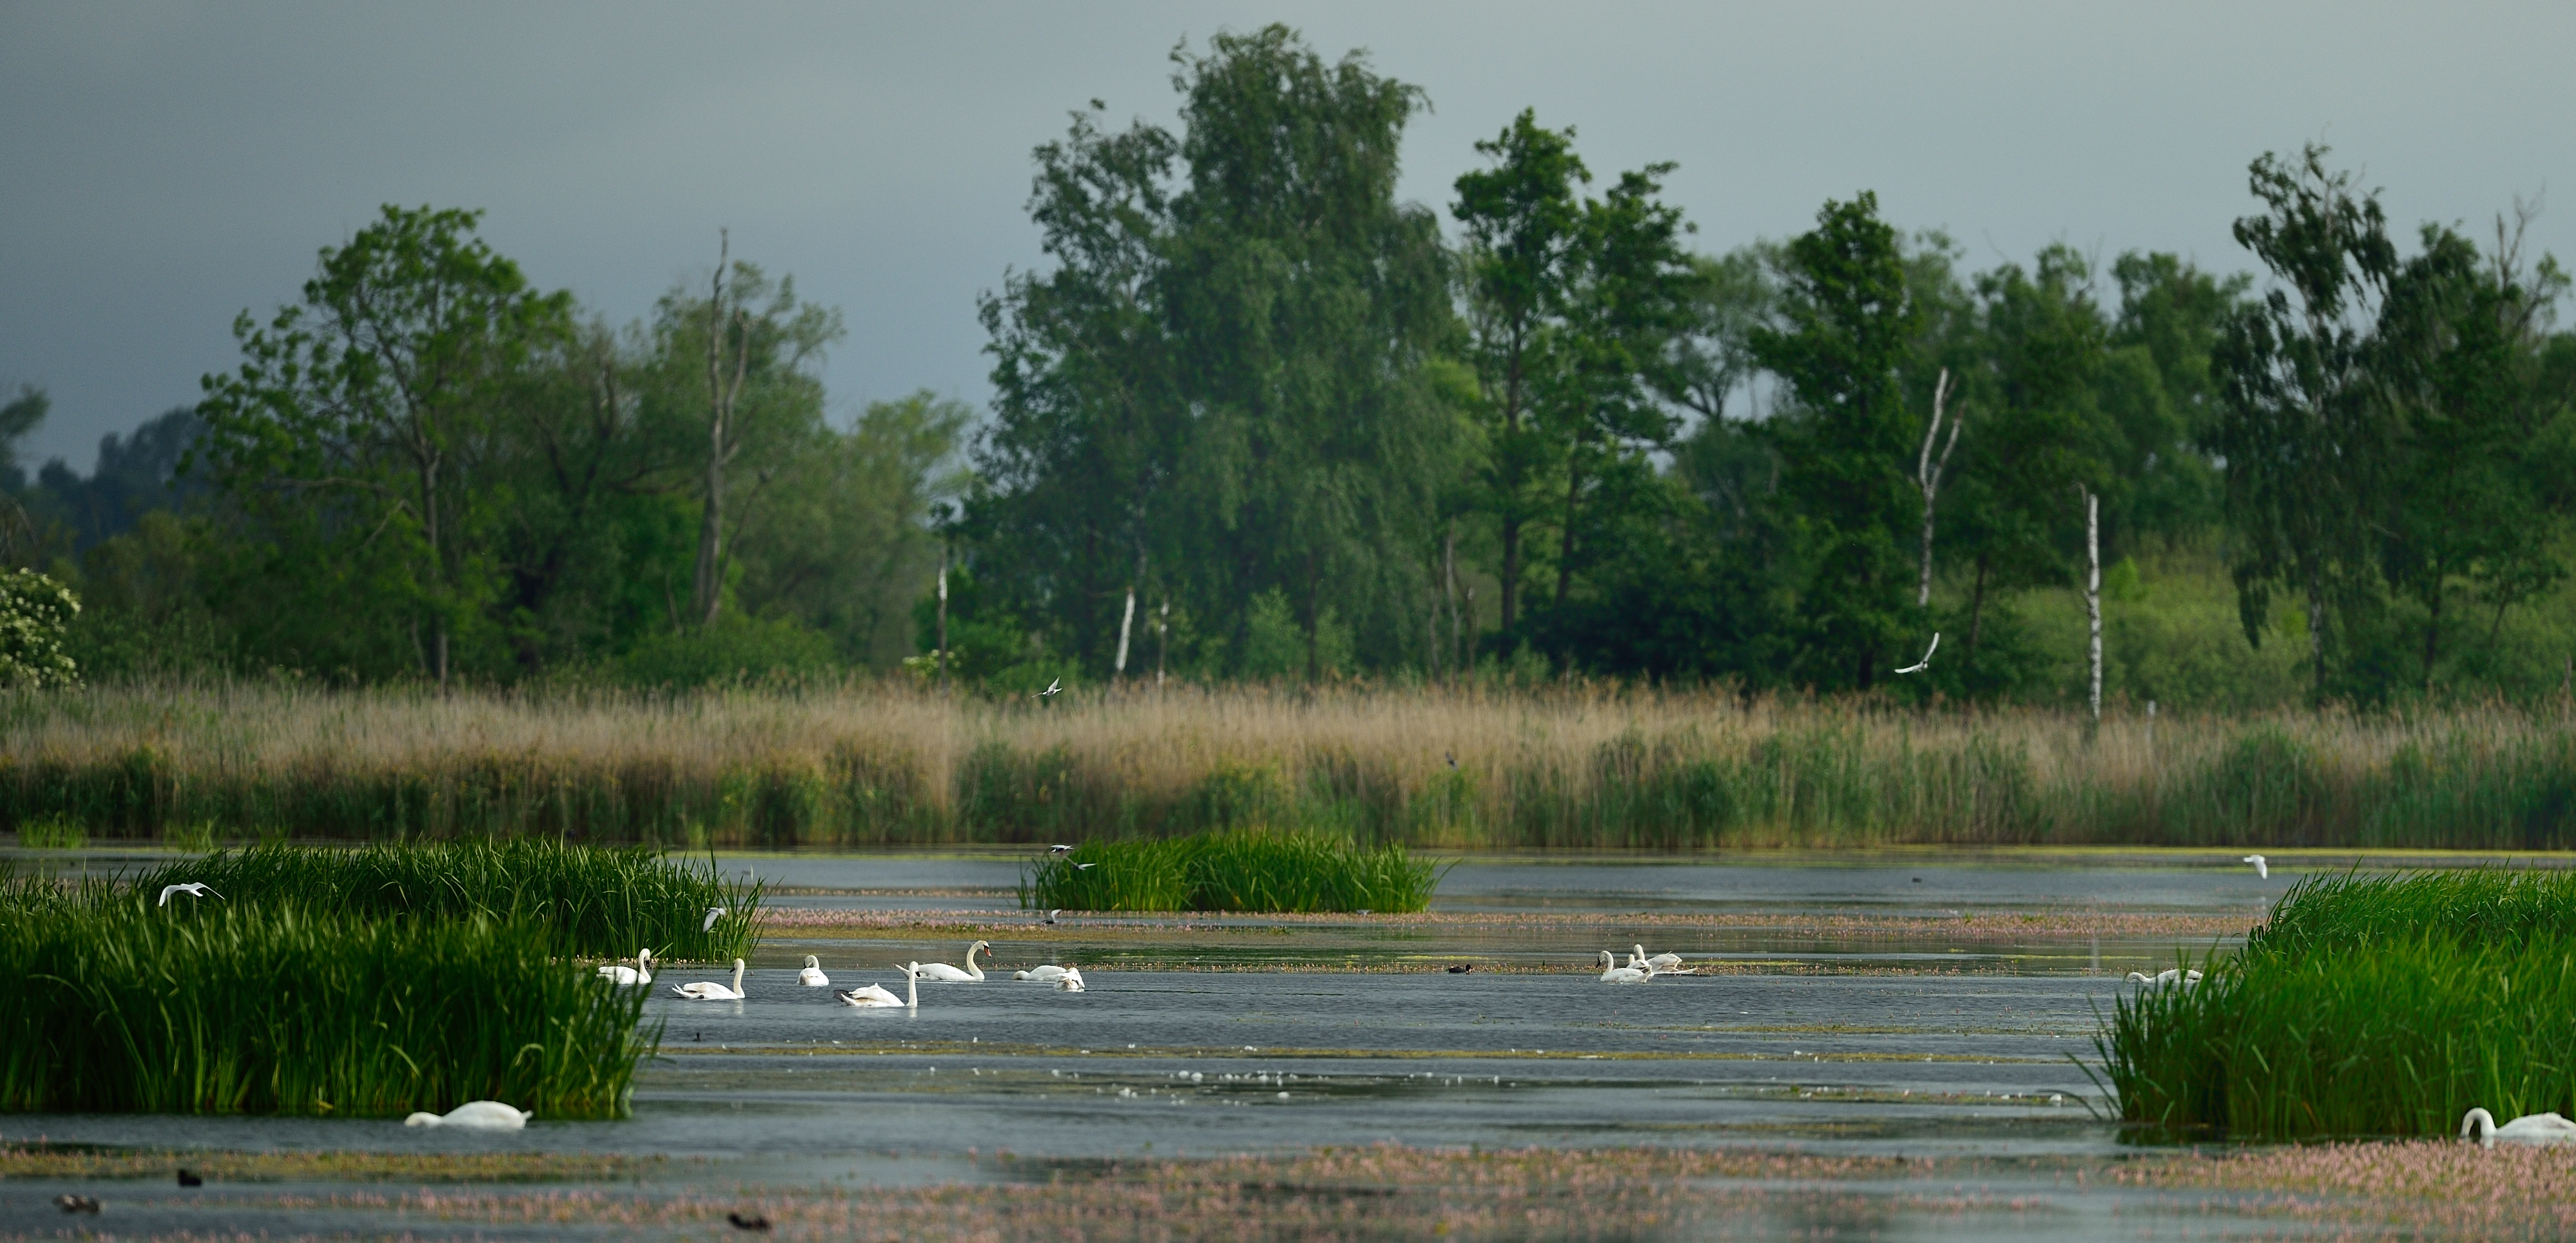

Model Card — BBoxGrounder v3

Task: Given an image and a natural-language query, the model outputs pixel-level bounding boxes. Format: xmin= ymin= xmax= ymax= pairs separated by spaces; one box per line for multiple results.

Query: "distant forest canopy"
xmin=3 ymin=24 xmax=2572 ymax=707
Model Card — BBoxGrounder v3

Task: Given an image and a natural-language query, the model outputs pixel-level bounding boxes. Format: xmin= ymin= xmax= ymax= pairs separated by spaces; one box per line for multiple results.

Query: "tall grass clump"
xmin=2101 ymin=871 xmax=2576 ymax=1140
xmin=0 ymin=879 xmax=655 ymax=1118
xmin=128 ymin=840 xmax=760 ymax=961
xmin=6 ymin=679 xmax=2576 ymax=849
xmin=1020 ymin=830 xmax=1440 ymax=913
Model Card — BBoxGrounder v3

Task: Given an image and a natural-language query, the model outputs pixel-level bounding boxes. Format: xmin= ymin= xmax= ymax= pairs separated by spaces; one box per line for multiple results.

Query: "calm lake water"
xmin=0 ymin=849 xmax=2502 ymax=1241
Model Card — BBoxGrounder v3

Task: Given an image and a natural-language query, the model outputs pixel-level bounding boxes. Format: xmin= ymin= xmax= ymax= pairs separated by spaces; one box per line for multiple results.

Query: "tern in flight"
xmin=158 ymin=882 xmax=220 ymax=907
xmin=703 ymin=907 xmax=727 ymax=933
xmin=1039 ymin=678 xmax=1062 ymax=697
xmin=1894 ymin=633 xmax=1940 ymax=675
xmin=2244 ymin=854 xmax=2268 ymax=879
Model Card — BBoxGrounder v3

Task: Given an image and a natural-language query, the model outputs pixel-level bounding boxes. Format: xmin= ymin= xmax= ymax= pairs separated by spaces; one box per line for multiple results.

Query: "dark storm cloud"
xmin=2 ymin=2 xmax=2569 ymax=471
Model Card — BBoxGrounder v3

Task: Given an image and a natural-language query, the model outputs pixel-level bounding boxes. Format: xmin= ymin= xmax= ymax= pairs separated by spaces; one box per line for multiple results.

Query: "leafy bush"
xmin=0 ymin=570 xmax=79 ymax=689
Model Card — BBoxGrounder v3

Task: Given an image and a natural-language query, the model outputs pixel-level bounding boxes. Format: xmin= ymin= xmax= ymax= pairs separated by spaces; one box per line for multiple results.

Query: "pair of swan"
xmin=672 ymin=960 xmax=748 ymax=1001
xmin=2127 ymin=968 xmax=2203 ymax=989
xmin=1597 ymin=950 xmax=1654 ymax=983
xmin=2463 ymin=1108 xmax=2576 ymax=1145
xmin=836 ymin=965 xmax=920 ymax=1009
xmin=404 ymin=1101 xmax=531 ymax=1131
xmin=598 ymin=949 xmax=653 ymax=987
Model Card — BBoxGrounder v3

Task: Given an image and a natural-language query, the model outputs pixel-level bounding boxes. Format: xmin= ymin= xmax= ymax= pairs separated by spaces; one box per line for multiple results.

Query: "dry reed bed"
xmin=5 ymin=681 xmax=2573 ymax=849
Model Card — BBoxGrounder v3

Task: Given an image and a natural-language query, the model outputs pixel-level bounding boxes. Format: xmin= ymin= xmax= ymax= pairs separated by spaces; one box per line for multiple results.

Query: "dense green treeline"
xmin=2 ymin=24 xmax=2570 ymax=705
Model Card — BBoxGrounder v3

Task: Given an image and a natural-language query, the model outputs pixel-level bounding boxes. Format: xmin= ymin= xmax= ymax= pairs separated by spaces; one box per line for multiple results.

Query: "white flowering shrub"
xmin=0 ymin=569 xmax=80 ymax=688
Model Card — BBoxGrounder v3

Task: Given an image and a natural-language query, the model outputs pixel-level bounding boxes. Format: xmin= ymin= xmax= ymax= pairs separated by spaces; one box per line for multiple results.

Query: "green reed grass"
xmin=7 ymin=680 xmax=2576 ymax=849
xmin=2100 ymin=871 xmax=2576 ymax=1140
xmin=0 ymin=877 xmax=656 ymax=1118
xmin=125 ymin=840 xmax=759 ymax=961
xmin=1019 ymin=830 xmax=1441 ymax=913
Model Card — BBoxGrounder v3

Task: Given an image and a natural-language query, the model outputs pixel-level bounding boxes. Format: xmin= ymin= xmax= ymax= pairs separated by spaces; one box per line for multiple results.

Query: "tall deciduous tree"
xmin=1752 ymin=193 xmax=1922 ymax=690
xmin=198 ymin=205 xmax=573 ymax=682
xmin=2212 ymin=145 xmax=2400 ymax=698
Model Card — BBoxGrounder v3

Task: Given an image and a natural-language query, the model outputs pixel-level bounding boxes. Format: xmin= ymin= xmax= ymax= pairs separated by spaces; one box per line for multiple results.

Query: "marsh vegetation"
xmin=2101 ymin=870 xmax=2576 ymax=1140
xmin=8 ymin=681 xmax=2575 ymax=851
xmin=1020 ymin=829 xmax=1439 ymax=913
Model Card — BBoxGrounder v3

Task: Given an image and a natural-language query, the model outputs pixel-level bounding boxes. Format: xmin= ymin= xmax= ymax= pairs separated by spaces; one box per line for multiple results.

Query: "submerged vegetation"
xmin=6 ymin=681 xmax=2576 ymax=850
xmin=0 ymin=876 xmax=656 ymax=1118
xmin=130 ymin=839 xmax=760 ymax=961
xmin=2101 ymin=871 xmax=2576 ymax=1140
xmin=1020 ymin=829 xmax=1440 ymax=913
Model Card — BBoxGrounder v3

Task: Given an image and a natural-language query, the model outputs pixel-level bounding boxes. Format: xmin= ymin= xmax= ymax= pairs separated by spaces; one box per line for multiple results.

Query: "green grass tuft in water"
xmin=128 ymin=839 xmax=759 ymax=961
xmin=0 ymin=876 xmax=657 ymax=1118
xmin=2100 ymin=870 xmax=2576 ymax=1140
xmin=1019 ymin=830 xmax=1440 ymax=913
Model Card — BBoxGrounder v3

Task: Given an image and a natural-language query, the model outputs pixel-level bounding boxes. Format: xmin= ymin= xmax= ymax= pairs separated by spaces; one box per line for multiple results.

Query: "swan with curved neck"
xmin=2462 ymin=1108 xmax=2576 ymax=1145
xmin=798 ymin=955 xmax=830 ymax=987
xmin=1597 ymin=950 xmax=1651 ymax=983
xmin=671 ymin=958 xmax=747 ymax=1000
xmin=1629 ymin=944 xmax=1691 ymax=975
xmin=597 ymin=949 xmax=652 ymax=987
xmin=404 ymin=1101 xmax=532 ymax=1130
xmin=916 ymin=941 xmax=991 ymax=982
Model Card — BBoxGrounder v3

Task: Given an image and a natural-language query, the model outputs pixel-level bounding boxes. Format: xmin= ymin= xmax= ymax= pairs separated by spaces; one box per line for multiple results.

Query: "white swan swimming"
xmin=1629 ymin=944 xmax=1693 ymax=975
xmin=797 ymin=955 xmax=830 ymax=987
xmin=1054 ymin=966 xmax=1086 ymax=992
xmin=835 ymin=965 xmax=918 ymax=1009
xmin=2126 ymin=968 xmax=2203 ymax=988
xmin=403 ymin=1101 xmax=532 ymax=1131
xmin=1597 ymin=950 xmax=1652 ymax=984
xmin=671 ymin=958 xmax=747 ymax=1000
xmin=2462 ymin=1108 xmax=2576 ymax=1145
xmin=916 ymin=941 xmax=991 ymax=982
xmin=597 ymin=948 xmax=653 ymax=987
xmin=1014 ymin=964 xmax=1073 ymax=983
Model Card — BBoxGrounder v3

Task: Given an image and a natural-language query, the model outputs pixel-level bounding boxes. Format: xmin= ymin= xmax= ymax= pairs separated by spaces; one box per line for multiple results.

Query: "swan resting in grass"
xmin=1629 ymin=944 xmax=1693 ymax=975
xmin=404 ymin=1101 xmax=532 ymax=1131
xmin=2462 ymin=1108 xmax=2576 ymax=1146
xmin=835 ymin=965 xmax=918 ymax=1009
xmin=2126 ymin=968 xmax=2203 ymax=989
xmin=1597 ymin=950 xmax=1652 ymax=984
xmin=798 ymin=955 xmax=830 ymax=987
xmin=916 ymin=941 xmax=992 ymax=982
xmin=1015 ymin=964 xmax=1073 ymax=983
xmin=596 ymin=949 xmax=653 ymax=987
xmin=672 ymin=959 xmax=747 ymax=1000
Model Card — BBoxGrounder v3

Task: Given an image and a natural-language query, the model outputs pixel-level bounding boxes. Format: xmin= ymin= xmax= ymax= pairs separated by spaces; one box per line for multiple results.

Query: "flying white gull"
xmin=1894 ymin=633 xmax=1939 ymax=675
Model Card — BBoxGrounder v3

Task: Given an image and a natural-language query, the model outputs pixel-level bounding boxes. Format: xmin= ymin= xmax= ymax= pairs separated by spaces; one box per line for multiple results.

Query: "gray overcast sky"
xmin=3 ymin=2 xmax=2570 ymax=471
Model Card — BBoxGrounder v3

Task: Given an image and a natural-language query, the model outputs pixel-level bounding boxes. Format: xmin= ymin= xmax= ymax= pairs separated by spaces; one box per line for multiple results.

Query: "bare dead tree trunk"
xmin=1115 ymin=586 xmax=1136 ymax=686
xmin=2080 ymin=484 xmax=2101 ymax=722
xmin=694 ymin=230 xmax=752 ymax=626
xmin=1913 ymin=368 xmax=1962 ymax=608
xmin=935 ymin=549 xmax=949 ymax=690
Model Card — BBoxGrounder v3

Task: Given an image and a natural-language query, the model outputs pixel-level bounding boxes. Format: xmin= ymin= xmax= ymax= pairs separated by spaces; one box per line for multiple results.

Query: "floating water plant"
xmin=1020 ymin=830 xmax=1440 ymax=913
xmin=0 ymin=879 xmax=655 ymax=1118
xmin=128 ymin=839 xmax=759 ymax=960
xmin=2100 ymin=871 xmax=2576 ymax=1140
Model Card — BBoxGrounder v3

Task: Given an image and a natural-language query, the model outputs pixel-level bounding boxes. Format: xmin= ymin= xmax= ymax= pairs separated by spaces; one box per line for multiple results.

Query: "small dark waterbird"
xmin=1048 ymin=844 xmax=1073 ymax=855
xmin=176 ymin=1168 xmax=203 ymax=1187
xmin=727 ymin=1210 xmax=773 ymax=1231
xmin=56 ymin=1194 xmax=100 ymax=1214
xmin=1446 ymin=963 xmax=1473 ymax=974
